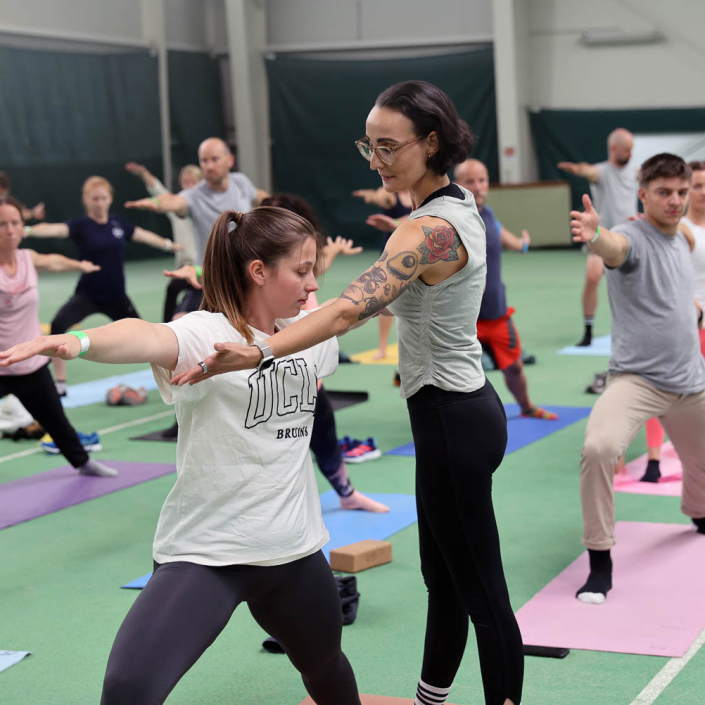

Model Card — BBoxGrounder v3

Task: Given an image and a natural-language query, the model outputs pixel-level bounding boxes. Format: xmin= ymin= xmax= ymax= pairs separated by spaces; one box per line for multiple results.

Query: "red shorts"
xmin=477 ymin=307 xmax=522 ymax=371
xmin=700 ymin=328 xmax=705 ymax=357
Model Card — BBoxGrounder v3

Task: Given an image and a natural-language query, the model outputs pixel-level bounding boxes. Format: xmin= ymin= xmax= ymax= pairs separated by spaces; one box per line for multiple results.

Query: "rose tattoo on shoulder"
xmin=418 ymin=224 xmax=460 ymax=264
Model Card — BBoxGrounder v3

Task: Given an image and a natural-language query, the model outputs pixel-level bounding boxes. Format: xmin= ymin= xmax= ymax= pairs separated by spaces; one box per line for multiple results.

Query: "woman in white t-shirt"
xmin=0 ymin=207 xmax=362 ymax=705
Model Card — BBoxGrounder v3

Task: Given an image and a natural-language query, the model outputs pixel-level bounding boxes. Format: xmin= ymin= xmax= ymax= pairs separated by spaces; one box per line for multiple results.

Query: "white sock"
xmin=414 ymin=679 xmax=452 ymax=705
xmin=78 ymin=459 xmax=118 ymax=478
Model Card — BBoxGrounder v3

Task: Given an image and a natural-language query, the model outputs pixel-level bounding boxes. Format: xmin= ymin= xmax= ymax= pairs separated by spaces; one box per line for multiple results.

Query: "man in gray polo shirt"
xmin=569 ymin=153 xmax=705 ymax=604
xmin=126 ymin=137 xmax=268 ymax=312
xmin=559 ymin=128 xmax=638 ymax=346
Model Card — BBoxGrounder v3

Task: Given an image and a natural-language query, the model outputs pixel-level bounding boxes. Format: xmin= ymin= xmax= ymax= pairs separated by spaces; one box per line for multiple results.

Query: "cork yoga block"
xmin=329 ymin=539 xmax=392 ymax=573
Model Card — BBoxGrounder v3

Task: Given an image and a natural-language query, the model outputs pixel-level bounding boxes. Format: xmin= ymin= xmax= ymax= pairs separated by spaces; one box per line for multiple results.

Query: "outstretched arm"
xmin=125 ymin=162 xmax=158 ymax=190
xmin=28 ymin=250 xmax=100 ymax=274
xmin=172 ymin=217 xmax=465 ymax=384
xmin=570 ymin=194 xmax=629 ymax=268
xmin=0 ymin=319 xmax=178 ymax=370
xmin=125 ymin=193 xmax=189 ymax=218
xmin=500 ymin=226 xmax=530 ymax=252
xmin=25 ymin=222 xmax=69 ymax=239
xmin=132 ymin=227 xmax=183 ymax=253
xmin=557 ymin=161 xmax=600 ymax=184
xmin=352 ymin=187 xmax=396 ymax=209
xmin=319 ymin=236 xmax=363 ymax=273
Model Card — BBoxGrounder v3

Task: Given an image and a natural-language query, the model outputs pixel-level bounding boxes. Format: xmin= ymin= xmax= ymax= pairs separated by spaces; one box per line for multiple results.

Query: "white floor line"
xmin=629 ymin=625 xmax=705 ymax=705
xmin=0 ymin=410 xmax=174 ymax=466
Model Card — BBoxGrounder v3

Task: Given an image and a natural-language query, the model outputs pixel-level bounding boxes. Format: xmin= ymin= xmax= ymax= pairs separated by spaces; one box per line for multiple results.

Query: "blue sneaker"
xmin=343 ymin=437 xmax=381 ymax=464
xmin=40 ymin=431 xmax=102 ymax=455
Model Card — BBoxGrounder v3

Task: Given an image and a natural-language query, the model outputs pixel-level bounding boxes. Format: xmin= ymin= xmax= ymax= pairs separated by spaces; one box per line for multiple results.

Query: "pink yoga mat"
xmin=516 ymin=522 xmax=705 ymax=657
xmin=0 ymin=461 xmax=175 ymax=531
xmin=614 ymin=442 xmax=682 ymax=497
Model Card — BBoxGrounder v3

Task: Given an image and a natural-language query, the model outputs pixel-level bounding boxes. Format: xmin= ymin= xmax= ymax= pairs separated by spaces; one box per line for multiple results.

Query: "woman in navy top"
xmin=27 ymin=176 xmax=181 ymax=391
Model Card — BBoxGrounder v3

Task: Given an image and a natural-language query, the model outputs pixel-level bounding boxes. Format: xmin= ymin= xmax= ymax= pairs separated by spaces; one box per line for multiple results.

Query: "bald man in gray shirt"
xmin=569 ymin=153 xmax=705 ymax=605
xmin=559 ymin=128 xmax=639 ymax=346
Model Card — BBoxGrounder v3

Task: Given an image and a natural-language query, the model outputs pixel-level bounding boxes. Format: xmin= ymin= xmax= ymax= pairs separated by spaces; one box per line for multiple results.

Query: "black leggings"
xmin=101 ymin=550 xmax=361 ymax=705
xmin=408 ymin=381 xmax=523 ymax=705
xmin=162 ymin=278 xmax=193 ymax=322
xmin=310 ymin=386 xmax=353 ymax=497
xmin=0 ymin=363 xmax=88 ymax=467
xmin=51 ymin=293 xmax=140 ymax=335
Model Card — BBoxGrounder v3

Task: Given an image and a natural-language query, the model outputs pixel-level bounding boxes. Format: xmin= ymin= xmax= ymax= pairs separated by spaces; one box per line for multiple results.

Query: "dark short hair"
xmin=689 ymin=160 xmax=705 ymax=173
xmin=639 ymin=153 xmax=692 ymax=187
xmin=375 ymin=81 xmax=476 ymax=175
xmin=0 ymin=172 xmax=11 ymax=192
xmin=0 ymin=195 xmax=24 ymax=222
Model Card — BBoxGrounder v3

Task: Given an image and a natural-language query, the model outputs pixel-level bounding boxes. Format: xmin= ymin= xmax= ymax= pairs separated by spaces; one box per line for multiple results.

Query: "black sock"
xmin=693 ymin=517 xmax=705 ymax=534
xmin=576 ymin=549 xmax=612 ymax=602
xmin=577 ymin=322 xmax=593 ymax=347
xmin=640 ymin=459 xmax=661 ymax=483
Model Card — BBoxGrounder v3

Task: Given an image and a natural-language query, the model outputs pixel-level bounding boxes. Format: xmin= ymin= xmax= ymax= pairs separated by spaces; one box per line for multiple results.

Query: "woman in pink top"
xmin=0 ymin=197 xmax=116 ymax=477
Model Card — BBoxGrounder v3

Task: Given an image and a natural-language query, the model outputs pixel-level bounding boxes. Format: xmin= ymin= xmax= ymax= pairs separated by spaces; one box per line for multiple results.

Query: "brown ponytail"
xmin=200 ymin=207 xmax=320 ymax=344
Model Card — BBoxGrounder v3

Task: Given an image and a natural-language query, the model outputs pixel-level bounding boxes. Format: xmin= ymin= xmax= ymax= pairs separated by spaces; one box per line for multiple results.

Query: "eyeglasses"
xmin=355 ymin=136 xmax=425 ymax=165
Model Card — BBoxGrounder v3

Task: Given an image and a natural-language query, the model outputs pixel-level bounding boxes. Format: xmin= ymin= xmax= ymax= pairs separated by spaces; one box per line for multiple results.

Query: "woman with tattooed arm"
xmin=172 ymin=81 xmax=523 ymax=705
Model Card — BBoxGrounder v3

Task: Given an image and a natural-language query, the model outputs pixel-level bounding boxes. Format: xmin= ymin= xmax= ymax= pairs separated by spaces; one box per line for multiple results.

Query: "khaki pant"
xmin=580 ymin=374 xmax=705 ymax=550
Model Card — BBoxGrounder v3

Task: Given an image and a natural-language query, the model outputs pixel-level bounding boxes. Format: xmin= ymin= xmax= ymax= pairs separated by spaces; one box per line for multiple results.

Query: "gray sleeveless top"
xmin=387 ymin=183 xmax=487 ymax=399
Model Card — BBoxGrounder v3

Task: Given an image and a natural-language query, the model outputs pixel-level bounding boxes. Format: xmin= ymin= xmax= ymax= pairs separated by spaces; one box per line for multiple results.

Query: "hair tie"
xmin=228 ymin=219 xmax=237 ymax=233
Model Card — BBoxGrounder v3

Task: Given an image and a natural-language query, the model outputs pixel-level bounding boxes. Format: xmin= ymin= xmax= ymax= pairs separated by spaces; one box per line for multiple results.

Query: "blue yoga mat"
xmin=557 ymin=334 xmax=612 ymax=357
xmin=62 ymin=369 xmax=157 ymax=409
xmin=0 ymin=650 xmax=31 ymax=674
xmin=121 ymin=491 xmax=417 ymax=589
xmin=387 ymin=403 xmax=591 ymax=458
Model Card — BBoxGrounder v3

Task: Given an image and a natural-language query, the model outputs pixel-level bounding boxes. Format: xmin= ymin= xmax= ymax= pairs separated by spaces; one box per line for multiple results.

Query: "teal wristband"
xmin=67 ymin=331 xmax=90 ymax=357
xmin=590 ymin=225 xmax=600 ymax=243
xmin=195 ymin=265 xmax=202 ymax=279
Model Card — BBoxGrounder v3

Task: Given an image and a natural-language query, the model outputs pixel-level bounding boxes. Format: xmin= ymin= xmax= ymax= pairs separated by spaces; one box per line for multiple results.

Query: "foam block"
xmin=299 ymin=696 xmax=459 ymax=705
xmin=330 ymin=539 xmax=392 ymax=573
xmin=0 ymin=461 xmax=175 ymax=531
xmin=557 ymin=334 xmax=612 ymax=357
xmin=350 ymin=344 xmax=399 ymax=365
xmin=387 ymin=404 xmax=591 ymax=457
xmin=516 ymin=521 xmax=705 ymax=657
xmin=614 ymin=442 xmax=682 ymax=497
xmin=0 ymin=650 xmax=31 ymax=674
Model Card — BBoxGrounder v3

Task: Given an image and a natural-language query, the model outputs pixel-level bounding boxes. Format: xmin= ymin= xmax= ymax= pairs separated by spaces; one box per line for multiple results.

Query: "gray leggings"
xmin=101 ymin=550 xmax=361 ymax=705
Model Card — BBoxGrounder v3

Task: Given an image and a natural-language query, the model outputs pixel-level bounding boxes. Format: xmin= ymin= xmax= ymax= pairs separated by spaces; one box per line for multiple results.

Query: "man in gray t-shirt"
xmin=126 ymin=137 xmax=268 ymax=313
xmin=559 ymin=128 xmax=638 ymax=346
xmin=569 ymin=152 xmax=705 ymax=605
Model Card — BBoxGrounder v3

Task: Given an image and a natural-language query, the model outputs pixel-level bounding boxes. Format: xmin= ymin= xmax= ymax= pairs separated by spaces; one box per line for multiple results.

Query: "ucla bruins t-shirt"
xmin=151 ymin=310 xmax=339 ymax=567
xmin=65 ymin=214 xmax=135 ymax=302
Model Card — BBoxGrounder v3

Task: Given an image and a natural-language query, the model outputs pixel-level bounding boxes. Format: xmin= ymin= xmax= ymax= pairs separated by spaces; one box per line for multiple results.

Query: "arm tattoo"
xmin=339 ymin=252 xmax=413 ymax=321
xmin=418 ymin=224 xmax=461 ymax=264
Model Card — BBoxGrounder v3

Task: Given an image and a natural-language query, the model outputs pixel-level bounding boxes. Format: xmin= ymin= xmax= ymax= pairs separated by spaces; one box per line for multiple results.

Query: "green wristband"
xmin=195 ymin=265 xmax=202 ymax=279
xmin=67 ymin=331 xmax=90 ymax=357
xmin=590 ymin=225 xmax=600 ymax=243
xmin=150 ymin=196 xmax=159 ymax=207
xmin=25 ymin=226 xmax=33 ymax=236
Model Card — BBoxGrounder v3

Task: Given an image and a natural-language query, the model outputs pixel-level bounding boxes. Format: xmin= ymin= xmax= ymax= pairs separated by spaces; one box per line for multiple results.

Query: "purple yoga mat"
xmin=516 ymin=521 xmax=705 ymax=657
xmin=0 ymin=461 xmax=175 ymax=531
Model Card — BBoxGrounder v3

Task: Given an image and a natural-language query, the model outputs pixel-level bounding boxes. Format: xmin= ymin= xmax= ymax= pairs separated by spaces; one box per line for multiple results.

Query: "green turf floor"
xmin=1 ymin=250 xmax=702 ymax=704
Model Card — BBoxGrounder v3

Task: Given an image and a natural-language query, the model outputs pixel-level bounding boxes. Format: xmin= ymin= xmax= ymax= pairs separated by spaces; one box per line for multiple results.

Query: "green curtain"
xmin=267 ymin=47 xmax=497 ymax=245
xmin=530 ymin=108 xmax=705 ymax=211
xmin=0 ymin=44 xmax=169 ymax=258
xmin=168 ymin=50 xmax=225 ymax=180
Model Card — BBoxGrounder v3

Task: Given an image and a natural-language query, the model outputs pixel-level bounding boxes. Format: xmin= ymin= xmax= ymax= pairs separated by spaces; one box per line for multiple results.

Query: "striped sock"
xmin=414 ymin=679 xmax=452 ymax=705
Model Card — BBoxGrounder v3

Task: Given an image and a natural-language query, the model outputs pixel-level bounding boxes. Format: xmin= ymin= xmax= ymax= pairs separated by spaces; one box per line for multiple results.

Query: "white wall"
xmin=265 ymin=0 xmax=492 ymax=48
xmin=527 ymin=0 xmax=705 ymax=109
xmin=0 ymin=0 xmax=218 ymax=51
